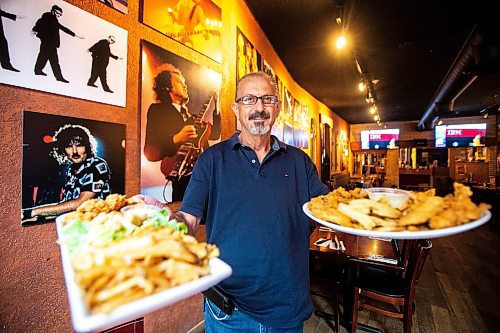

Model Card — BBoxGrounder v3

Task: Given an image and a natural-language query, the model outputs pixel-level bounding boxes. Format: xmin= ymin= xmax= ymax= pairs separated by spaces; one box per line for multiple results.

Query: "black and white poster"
xmin=0 ymin=0 xmax=127 ymax=106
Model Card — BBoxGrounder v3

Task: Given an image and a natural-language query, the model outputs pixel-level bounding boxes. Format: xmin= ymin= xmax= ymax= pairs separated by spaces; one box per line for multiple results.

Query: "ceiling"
xmin=244 ymin=0 xmax=500 ymax=128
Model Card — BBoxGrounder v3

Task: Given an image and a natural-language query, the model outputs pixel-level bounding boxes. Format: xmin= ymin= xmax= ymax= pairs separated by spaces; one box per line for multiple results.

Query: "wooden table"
xmin=310 ymin=227 xmax=402 ymax=269
xmin=309 ymin=226 xmax=403 ymax=332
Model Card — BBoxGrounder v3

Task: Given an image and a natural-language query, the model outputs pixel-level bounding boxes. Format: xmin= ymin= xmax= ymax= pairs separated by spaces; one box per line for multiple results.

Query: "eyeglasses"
xmin=236 ymin=94 xmax=278 ymax=105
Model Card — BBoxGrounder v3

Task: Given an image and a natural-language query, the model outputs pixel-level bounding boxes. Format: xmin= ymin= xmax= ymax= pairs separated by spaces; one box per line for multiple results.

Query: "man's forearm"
xmin=31 ymin=191 xmax=95 ymax=217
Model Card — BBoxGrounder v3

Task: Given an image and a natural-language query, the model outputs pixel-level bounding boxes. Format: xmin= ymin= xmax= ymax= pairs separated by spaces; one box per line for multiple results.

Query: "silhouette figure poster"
xmin=0 ymin=0 xmax=127 ymax=107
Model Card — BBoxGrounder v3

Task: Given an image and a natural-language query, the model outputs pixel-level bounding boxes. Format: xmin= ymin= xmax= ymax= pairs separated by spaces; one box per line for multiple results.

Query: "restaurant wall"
xmin=0 ymin=1 xmax=346 ymax=332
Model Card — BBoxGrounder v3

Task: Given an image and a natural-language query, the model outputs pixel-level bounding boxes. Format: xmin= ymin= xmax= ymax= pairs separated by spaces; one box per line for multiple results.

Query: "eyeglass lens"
xmin=238 ymin=95 xmax=278 ymax=105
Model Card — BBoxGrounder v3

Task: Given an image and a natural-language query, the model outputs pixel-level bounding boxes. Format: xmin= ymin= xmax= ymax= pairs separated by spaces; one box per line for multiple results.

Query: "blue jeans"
xmin=203 ymin=298 xmax=304 ymax=333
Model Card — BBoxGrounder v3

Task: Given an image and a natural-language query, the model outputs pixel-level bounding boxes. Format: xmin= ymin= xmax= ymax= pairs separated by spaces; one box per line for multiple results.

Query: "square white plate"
xmin=56 ymin=215 xmax=232 ymax=333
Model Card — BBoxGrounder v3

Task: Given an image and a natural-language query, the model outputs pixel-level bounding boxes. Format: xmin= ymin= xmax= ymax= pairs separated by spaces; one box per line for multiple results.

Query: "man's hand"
xmin=75 ymin=34 xmax=84 ymax=39
xmin=173 ymin=125 xmax=198 ymax=144
xmin=130 ymin=194 xmax=170 ymax=210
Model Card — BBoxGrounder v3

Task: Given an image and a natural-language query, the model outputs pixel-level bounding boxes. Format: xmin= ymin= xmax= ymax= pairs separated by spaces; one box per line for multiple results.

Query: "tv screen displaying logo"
xmin=361 ymin=129 xmax=399 ymax=149
xmin=435 ymin=123 xmax=486 ymax=148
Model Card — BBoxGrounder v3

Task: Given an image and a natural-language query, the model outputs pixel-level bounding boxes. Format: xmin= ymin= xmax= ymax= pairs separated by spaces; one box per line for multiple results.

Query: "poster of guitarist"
xmin=141 ymin=40 xmax=221 ymax=202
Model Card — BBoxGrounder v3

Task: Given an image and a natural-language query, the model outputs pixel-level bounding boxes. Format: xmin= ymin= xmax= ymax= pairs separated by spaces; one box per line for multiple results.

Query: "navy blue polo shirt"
xmin=181 ymin=133 xmax=329 ymax=328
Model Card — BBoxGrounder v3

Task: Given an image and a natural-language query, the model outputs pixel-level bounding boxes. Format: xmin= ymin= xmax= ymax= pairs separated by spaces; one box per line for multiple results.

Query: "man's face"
xmin=64 ymin=139 xmax=87 ymax=164
xmin=52 ymin=9 xmax=62 ymax=17
xmin=232 ymin=76 xmax=280 ymax=135
xmin=169 ymin=72 xmax=189 ymax=104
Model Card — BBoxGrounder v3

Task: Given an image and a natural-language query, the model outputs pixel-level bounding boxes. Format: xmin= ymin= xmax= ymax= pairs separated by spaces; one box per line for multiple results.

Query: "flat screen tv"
xmin=361 ymin=129 xmax=399 ymax=149
xmin=435 ymin=123 xmax=486 ymax=148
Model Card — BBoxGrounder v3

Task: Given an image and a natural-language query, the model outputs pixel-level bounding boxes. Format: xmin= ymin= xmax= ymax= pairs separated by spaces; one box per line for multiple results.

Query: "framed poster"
xmin=141 ymin=0 xmax=222 ymax=62
xmin=263 ymin=59 xmax=277 ymax=81
xmin=299 ymin=104 xmax=309 ymax=127
xmin=284 ymin=121 xmax=294 ymax=146
xmin=0 ymin=0 xmax=128 ymax=107
xmin=236 ymin=27 xmax=261 ymax=80
xmin=293 ymin=98 xmax=301 ymax=123
xmin=283 ymin=88 xmax=293 ymax=119
xmin=21 ymin=111 xmax=125 ymax=226
xmin=98 ymin=0 xmax=128 ymax=14
xmin=271 ymin=112 xmax=285 ymax=142
xmin=140 ymin=40 xmax=221 ymax=202
xmin=293 ymin=126 xmax=308 ymax=149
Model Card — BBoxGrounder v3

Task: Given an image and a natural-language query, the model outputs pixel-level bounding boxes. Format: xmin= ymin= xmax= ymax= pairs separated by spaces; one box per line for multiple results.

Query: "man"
xmin=87 ymin=35 xmax=122 ymax=93
xmin=144 ymin=64 xmax=199 ymax=202
xmin=22 ymin=124 xmax=111 ymax=222
xmin=137 ymin=72 xmax=329 ymax=331
xmin=32 ymin=5 xmax=83 ymax=83
xmin=0 ymin=5 xmax=24 ymax=72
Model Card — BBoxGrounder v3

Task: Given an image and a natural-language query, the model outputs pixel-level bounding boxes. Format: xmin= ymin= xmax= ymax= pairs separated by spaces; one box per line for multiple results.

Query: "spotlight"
xmin=336 ymin=35 xmax=346 ymax=49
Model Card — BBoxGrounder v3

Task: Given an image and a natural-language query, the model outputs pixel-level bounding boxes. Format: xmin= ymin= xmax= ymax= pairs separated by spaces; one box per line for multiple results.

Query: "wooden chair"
xmin=309 ymin=252 xmax=345 ymax=333
xmin=351 ymin=239 xmax=432 ymax=333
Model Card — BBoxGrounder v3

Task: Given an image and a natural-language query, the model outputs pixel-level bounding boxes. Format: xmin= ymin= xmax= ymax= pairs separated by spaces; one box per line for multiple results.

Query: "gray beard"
xmin=249 ymin=122 xmax=271 ymax=135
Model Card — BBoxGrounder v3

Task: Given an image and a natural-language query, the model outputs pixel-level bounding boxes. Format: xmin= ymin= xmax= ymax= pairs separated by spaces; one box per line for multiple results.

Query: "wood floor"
xmin=305 ymin=223 xmax=500 ymax=333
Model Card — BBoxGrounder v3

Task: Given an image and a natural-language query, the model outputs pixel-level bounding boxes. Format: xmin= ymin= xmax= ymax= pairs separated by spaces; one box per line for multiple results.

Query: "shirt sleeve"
xmin=306 ymin=155 xmax=329 ymax=198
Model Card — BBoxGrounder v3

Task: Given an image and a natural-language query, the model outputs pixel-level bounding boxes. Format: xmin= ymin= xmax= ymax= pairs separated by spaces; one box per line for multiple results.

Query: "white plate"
xmin=55 ymin=215 xmax=232 ymax=333
xmin=303 ymin=203 xmax=491 ymax=240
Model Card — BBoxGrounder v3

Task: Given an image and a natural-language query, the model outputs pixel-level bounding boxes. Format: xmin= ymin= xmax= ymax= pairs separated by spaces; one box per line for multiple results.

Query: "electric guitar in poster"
xmin=160 ymin=92 xmax=217 ymax=181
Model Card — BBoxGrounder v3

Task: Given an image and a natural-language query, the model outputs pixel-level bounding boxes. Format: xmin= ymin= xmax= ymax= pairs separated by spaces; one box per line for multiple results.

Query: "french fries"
xmin=308 ymin=183 xmax=490 ymax=232
xmin=60 ymin=195 xmax=220 ymax=314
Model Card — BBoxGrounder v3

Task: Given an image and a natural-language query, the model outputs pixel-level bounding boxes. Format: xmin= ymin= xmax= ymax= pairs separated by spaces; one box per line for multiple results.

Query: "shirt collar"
xmin=230 ymin=133 xmax=287 ymax=151
xmin=172 ymin=103 xmax=182 ymax=112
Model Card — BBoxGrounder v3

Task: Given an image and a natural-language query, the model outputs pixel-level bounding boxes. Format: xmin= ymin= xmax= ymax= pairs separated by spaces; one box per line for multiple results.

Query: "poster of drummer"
xmin=141 ymin=0 xmax=222 ymax=62
xmin=140 ymin=40 xmax=222 ymax=202
xmin=0 ymin=0 xmax=127 ymax=107
xmin=21 ymin=111 xmax=125 ymax=226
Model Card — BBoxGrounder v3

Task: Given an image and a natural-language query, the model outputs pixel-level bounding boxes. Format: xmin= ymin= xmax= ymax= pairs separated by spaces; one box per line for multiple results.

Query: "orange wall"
xmin=0 ymin=1 xmax=347 ymax=332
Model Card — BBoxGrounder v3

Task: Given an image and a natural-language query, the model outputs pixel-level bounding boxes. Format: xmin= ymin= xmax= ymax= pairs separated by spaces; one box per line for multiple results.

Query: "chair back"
xmin=398 ymin=239 xmax=417 ymax=278
xmin=405 ymin=239 xmax=432 ymax=293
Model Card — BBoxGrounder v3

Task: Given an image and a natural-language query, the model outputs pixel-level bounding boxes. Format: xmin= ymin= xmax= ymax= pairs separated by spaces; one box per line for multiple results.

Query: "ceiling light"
xmin=336 ymin=35 xmax=346 ymax=49
xmin=483 ymin=112 xmax=488 ymax=119
xmin=437 ymin=120 xmax=443 ymax=126
xmin=358 ymin=81 xmax=365 ymax=92
xmin=369 ymin=106 xmax=376 ymax=114
xmin=374 ymin=114 xmax=379 ymax=121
